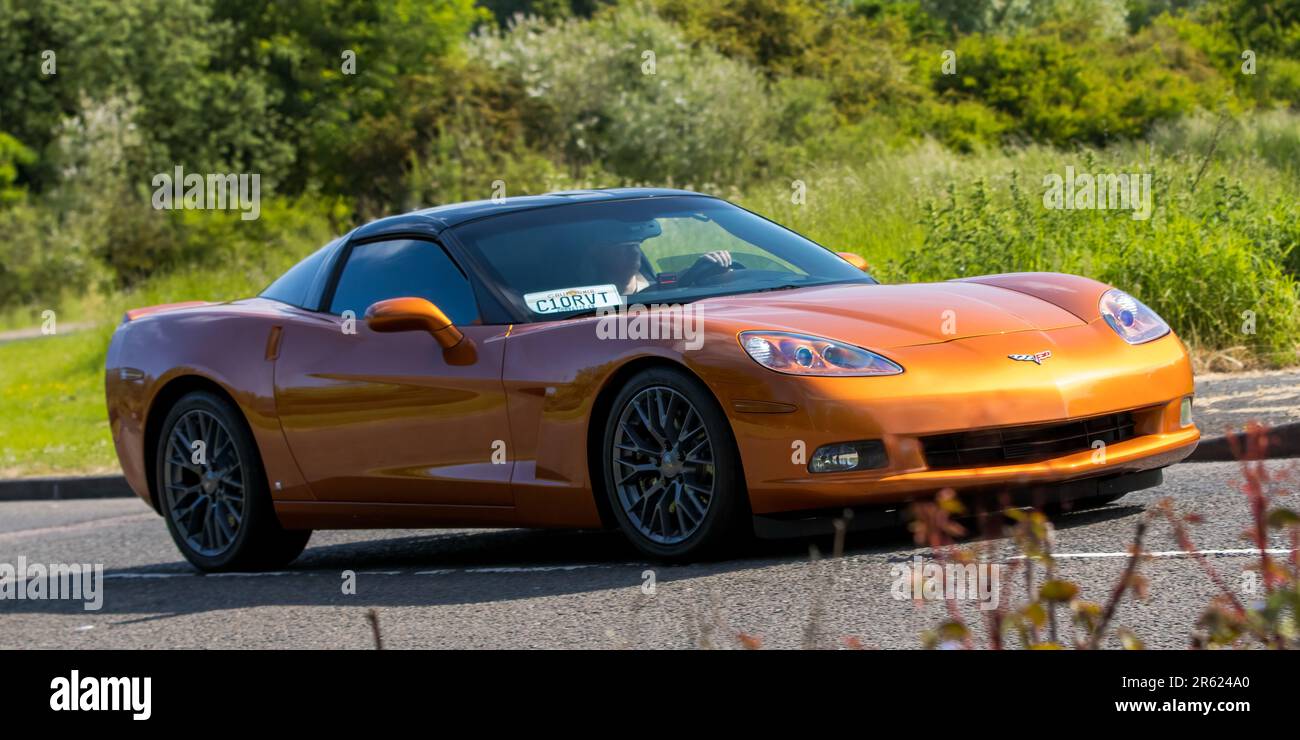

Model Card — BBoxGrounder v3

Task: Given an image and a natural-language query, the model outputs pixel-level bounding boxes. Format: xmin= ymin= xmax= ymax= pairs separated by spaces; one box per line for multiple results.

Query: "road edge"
xmin=1184 ymin=421 xmax=1300 ymax=462
xmin=0 ymin=475 xmax=135 ymax=502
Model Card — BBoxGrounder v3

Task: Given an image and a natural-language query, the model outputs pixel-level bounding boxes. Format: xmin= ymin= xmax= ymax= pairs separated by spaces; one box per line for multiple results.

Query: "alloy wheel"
xmin=610 ymin=386 xmax=716 ymax=545
xmin=162 ymin=409 xmax=246 ymax=557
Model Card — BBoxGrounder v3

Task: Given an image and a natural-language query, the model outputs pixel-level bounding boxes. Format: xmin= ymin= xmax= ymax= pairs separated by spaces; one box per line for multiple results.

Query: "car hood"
xmin=697 ymin=281 xmax=1089 ymax=349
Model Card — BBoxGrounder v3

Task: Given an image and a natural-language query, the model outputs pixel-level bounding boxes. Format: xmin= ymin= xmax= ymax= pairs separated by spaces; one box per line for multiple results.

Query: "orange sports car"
xmin=105 ymin=189 xmax=1199 ymax=570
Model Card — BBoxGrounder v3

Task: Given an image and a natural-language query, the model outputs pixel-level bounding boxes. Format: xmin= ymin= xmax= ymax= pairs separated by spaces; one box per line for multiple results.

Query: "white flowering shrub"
xmin=469 ymin=3 xmax=778 ymax=187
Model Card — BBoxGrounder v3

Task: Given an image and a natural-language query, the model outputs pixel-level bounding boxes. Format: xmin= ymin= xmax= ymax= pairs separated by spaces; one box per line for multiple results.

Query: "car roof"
xmin=351 ymin=188 xmax=710 ymax=240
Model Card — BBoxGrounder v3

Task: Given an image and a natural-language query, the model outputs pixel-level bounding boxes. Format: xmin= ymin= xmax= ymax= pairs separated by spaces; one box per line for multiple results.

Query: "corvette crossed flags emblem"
xmin=1008 ymin=350 xmax=1053 ymax=365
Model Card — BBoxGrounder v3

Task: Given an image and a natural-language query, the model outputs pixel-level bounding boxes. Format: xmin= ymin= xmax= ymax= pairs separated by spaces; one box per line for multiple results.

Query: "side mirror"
xmin=837 ymin=252 xmax=871 ymax=272
xmin=364 ymin=297 xmax=476 ymax=364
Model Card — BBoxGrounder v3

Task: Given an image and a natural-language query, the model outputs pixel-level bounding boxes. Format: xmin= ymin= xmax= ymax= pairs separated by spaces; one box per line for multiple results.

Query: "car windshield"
xmin=451 ymin=195 xmax=875 ymax=321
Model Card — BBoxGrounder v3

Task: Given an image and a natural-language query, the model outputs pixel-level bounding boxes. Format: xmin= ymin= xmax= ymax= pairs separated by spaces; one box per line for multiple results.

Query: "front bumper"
xmin=744 ymin=418 xmax=1198 ymax=514
xmin=711 ymin=322 xmax=1198 ymax=514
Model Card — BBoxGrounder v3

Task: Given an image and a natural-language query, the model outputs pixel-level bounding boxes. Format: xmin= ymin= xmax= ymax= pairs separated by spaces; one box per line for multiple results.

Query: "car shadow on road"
xmin=1 ymin=501 xmax=1147 ymax=621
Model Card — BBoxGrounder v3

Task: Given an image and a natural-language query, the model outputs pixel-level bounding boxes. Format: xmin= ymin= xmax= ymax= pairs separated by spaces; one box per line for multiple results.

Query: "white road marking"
xmin=90 ymin=550 xmax=1295 ymax=579
xmin=1014 ymin=547 xmax=1294 ymax=560
xmin=465 ymin=564 xmax=612 ymax=573
xmin=99 ymin=563 xmax=643 ymax=579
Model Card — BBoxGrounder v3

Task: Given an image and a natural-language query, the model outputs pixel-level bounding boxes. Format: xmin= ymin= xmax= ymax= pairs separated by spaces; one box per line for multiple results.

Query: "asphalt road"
xmin=1194 ymin=370 xmax=1300 ymax=434
xmin=1 ymin=459 xmax=1295 ymax=649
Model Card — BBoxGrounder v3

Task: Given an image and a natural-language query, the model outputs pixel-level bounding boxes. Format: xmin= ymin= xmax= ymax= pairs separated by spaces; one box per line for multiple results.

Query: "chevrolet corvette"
xmin=105 ymin=189 xmax=1199 ymax=570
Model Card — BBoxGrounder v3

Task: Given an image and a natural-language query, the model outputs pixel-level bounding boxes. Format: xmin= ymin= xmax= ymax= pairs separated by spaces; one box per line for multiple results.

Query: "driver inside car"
xmin=591 ymin=239 xmax=734 ymax=296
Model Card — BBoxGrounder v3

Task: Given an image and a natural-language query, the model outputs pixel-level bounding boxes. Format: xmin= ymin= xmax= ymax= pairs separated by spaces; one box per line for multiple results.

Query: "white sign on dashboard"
xmin=523 ymin=284 xmax=623 ymax=315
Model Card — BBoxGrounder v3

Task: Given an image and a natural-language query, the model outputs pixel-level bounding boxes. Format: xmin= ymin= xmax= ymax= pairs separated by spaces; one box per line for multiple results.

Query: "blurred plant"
xmin=690 ymin=589 xmax=766 ymax=650
xmin=1160 ymin=424 xmax=1300 ymax=648
xmin=366 ymin=608 xmax=383 ymax=649
xmin=914 ymin=423 xmax=1299 ymax=649
xmin=913 ymin=489 xmax=1152 ymax=650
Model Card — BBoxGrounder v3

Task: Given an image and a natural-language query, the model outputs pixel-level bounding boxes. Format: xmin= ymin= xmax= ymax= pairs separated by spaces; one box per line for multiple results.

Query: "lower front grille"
xmin=921 ymin=412 xmax=1138 ymax=470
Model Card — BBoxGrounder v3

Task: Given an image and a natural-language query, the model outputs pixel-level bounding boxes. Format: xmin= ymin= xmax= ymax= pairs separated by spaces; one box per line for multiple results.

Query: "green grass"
xmin=0 ymin=238 xmax=325 ymax=478
xmin=0 ymin=328 xmax=117 ymax=477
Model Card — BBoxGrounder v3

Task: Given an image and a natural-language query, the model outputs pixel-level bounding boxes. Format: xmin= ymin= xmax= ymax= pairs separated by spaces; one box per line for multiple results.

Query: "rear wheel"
xmin=155 ymin=391 xmax=311 ymax=571
xmin=601 ymin=367 xmax=749 ymax=560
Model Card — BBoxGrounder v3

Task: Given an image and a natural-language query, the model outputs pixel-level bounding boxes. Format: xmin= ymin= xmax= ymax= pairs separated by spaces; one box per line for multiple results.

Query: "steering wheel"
xmin=677 ymin=255 xmax=746 ymax=287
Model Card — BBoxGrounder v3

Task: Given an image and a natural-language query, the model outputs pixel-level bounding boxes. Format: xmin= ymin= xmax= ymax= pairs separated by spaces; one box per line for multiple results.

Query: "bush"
xmin=0 ymin=203 xmax=90 ymax=311
xmin=469 ymin=3 xmax=781 ymax=187
xmin=98 ymin=194 xmax=348 ymax=292
xmin=1163 ymin=5 xmax=1300 ymax=107
xmin=1150 ymin=109 xmax=1300 ymax=176
xmin=654 ymin=0 xmax=827 ymax=76
xmin=888 ymin=169 xmax=1300 ymax=362
xmin=0 ymin=133 xmax=35 ymax=205
xmin=934 ymin=22 xmax=1224 ymax=146
xmin=917 ymin=98 xmax=1012 ymax=153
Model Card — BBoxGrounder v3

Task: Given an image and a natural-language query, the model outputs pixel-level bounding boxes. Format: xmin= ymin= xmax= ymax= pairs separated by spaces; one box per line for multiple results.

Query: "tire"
xmin=154 ymin=390 xmax=311 ymax=572
xmin=601 ymin=366 xmax=750 ymax=560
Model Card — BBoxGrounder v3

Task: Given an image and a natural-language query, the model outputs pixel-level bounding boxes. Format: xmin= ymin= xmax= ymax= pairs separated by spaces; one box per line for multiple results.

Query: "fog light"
xmin=809 ymin=440 xmax=888 ymax=473
xmin=1180 ymin=397 xmax=1193 ymax=427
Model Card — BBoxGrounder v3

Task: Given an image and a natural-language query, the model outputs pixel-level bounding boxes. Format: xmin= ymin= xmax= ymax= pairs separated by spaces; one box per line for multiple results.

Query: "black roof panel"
xmin=352 ymin=188 xmax=709 ymax=239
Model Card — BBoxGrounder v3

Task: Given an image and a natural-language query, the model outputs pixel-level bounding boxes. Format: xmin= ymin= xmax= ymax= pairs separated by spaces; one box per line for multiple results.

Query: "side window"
xmin=261 ymin=239 xmax=337 ymax=308
xmin=328 ymin=239 xmax=480 ymax=325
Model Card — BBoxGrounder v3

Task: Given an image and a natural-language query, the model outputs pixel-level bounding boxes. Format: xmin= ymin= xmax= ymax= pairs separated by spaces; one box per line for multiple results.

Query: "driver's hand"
xmin=699 ymin=250 xmax=733 ymax=268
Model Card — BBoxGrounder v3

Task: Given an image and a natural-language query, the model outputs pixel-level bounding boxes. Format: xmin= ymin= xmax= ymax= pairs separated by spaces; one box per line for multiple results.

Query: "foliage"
xmin=890 ymin=171 xmax=1300 ymax=363
xmin=655 ymin=0 xmax=829 ymax=76
xmin=933 ymin=22 xmax=1225 ymax=147
xmin=913 ymin=490 xmax=1153 ymax=650
xmin=0 ymin=202 xmax=89 ymax=309
xmin=469 ymin=3 xmax=779 ymax=187
xmin=0 ymin=133 xmax=36 ymax=205
xmin=0 ymin=0 xmax=1298 ymax=365
xmin=1168 ymin=426 xmax=1300 ymax=648
xmin=910 ymin=425 xmax=1300 ymax=650
xmin=211 ymin=0 xmax=490 ymax=213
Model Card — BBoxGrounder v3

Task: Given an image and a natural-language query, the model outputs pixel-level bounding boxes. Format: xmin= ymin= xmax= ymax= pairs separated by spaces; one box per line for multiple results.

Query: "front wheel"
xmin=155 ymin=391 xmax=311 ymax=572
xmin=601 ymin=367 xmax=749 ymax=560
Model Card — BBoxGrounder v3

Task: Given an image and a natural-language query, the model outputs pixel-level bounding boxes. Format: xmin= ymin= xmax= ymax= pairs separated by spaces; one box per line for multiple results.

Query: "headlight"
xmin=1099 ymin=289 xmax=1170 ymax=345
xmin=738 ymin=331 xmax=903 ymax=376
